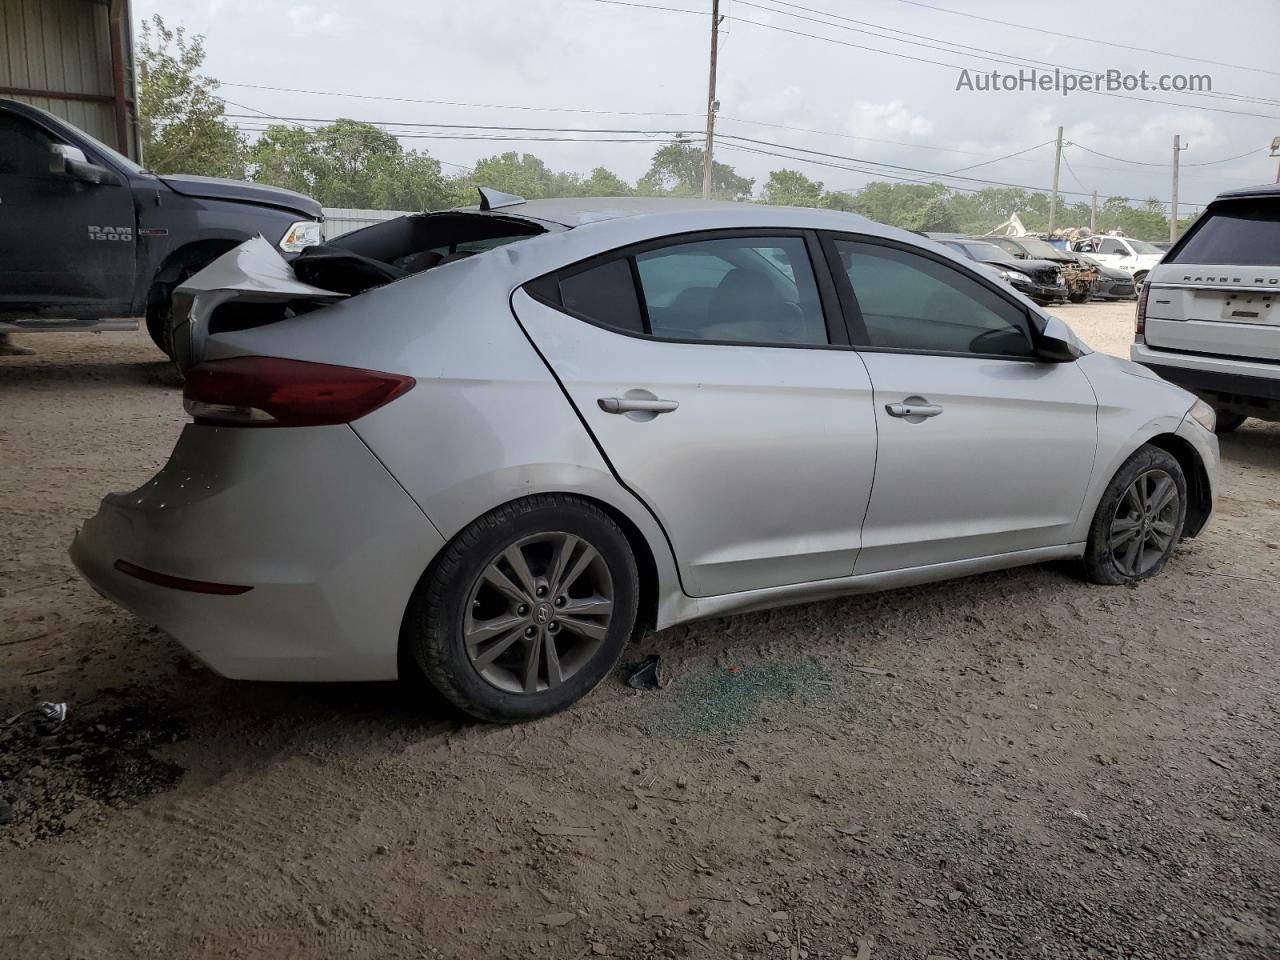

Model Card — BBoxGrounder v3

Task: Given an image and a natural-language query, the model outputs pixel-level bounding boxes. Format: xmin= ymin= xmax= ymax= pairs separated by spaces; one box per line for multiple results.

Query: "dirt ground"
xmin=1 ymin=302 xmax=1277 ymax=960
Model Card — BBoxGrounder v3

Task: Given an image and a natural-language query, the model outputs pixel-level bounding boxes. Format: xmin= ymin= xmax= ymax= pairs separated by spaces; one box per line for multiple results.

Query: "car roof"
xmin=458 ymin=195 xmax=885 ymax=233
xmin=1214 ymin=182 xmax=1280 ymax=201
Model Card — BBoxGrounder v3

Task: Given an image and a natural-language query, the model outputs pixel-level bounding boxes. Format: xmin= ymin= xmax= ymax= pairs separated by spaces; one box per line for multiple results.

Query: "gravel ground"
xmin=1 ymin=302 xmax=1277 ymax=959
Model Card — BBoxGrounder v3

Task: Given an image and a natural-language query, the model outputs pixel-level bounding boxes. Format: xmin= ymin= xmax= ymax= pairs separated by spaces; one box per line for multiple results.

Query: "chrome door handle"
xmin=885 ymin=397 xmax=943 ymax=420
xmin=598 ymin=397 xmax=679 ymax=415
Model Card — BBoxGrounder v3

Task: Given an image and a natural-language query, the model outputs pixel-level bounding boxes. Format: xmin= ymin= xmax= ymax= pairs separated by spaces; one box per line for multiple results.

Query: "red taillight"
xmin=183 ymin=357 xmax=415 ymax=427
xmin=1135 ymin=283 xmax=1149 ymax=343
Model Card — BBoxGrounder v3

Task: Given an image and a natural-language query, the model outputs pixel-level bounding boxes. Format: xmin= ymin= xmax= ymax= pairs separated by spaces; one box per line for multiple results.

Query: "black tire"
xmin=1133 ymin=271 xmax=1148 ymax=294
xmin=1082 ymin=444 xmax=1187 ymax=585
xmin=144 ymin=299 xmax=171 ymax=356
xmin=406 ymin=495 xmax=639 ymax=723
xmin=1212 ymin=409 xmax=1248 ymax=434
xmin=1068 ymin=290 xmax=1090 ymax=303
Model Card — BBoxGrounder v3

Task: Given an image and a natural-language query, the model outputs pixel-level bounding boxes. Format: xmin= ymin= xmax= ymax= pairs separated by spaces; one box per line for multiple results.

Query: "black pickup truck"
xmin=0 ymin=98 xmax=322 ymax=357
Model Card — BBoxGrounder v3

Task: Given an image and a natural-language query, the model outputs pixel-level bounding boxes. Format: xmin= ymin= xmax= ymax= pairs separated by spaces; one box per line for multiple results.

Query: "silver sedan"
xmin=71 ymin=193 xmax=1219 ymax=722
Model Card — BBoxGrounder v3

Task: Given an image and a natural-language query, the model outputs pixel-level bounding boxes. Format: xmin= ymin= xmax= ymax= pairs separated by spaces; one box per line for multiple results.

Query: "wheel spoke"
xmin=1122 ymin=484 xmax=1143 ymax=516
xmin=1151 ymin=519 xmax=1177 ymax=536
xmin=1148 ymin=475 xmax=1177 ymax=515
xmin=471 ymin=626 xmax=524 ymax=669
xmin=503 ymin=546 xmax=538 ymax=599
xmin=560 ymin=595 xmax=613 ymax=617
xmin=1147 ymin=527 xmax=1172 ymax=551
xmin=547 ymin=534 xmax=580 ymax=594
xmin=466 ymin=613 xmax=525 ymax=645
xmin=522 ymin=632 xmax=542 ymax=693
xmin=482 ymin=564 xmax=529 ymax=605
xmin=543 ymin=632 xmax=564 ymax=688
xmin=557 ymin=615 xmax=609 ymax=641
xmin=1110 ymin=517 xmax=1141 ymax=548
xmin=1121 ymin=534 xmax=1142 ymax=575
xmin=559 ymin=544 xmax=600 ymax=595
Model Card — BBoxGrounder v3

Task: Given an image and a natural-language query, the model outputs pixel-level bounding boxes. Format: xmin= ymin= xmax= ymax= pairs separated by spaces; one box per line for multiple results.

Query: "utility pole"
xmin=701 ymin=0 xmax=721 ymax=201
xmin=1090 ymin=190 xmax=1097 ymax=233
xmin=1270 ymin=136 xmax=1280 ymax=183
xmin=1171 ymin=134 xmax=1187 ymax=242
xmin=1048 ymin=125 xmax=1063 ymax=234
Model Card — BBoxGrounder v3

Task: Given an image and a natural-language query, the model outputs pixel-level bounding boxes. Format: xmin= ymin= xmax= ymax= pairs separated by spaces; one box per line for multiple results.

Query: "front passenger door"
xmin=827 ymin=236 xmax=1099 ymax=575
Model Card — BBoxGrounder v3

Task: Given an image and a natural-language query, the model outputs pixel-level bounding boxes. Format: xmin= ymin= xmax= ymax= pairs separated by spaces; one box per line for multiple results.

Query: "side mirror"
xmin=50 ymin=143 xmax=111 ymax=184
xmin=1033 ymin=314 xmax=1084 ymax=363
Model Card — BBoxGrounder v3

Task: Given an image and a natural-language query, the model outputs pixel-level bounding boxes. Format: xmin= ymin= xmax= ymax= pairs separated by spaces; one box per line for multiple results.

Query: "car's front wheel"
xmin=1082 ymin=444 xmax=1187 ymax=585
xmin=406 ymin=495 xmax=639 ymax=723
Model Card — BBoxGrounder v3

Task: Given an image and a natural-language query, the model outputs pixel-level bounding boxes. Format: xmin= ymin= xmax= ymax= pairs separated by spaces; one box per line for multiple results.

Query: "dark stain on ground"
xmin=0 ymin=693 xmax=187 ymax=843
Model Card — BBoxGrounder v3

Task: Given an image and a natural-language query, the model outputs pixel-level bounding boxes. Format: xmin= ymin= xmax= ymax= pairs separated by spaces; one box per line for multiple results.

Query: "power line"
xmin=219 ymin=81 xmax=699 ymax=119
xmin=573 ymin=0 xmax=1280 ymax=118
xmin=225 ymin=114 xmax=692 ymax=135
xmin=715 ymin=133 xmax=1214 ymax=205
xmin=869 ymin=0 xmax=1280 ymax=80
xmin=742 ymin=0 xmax=1280 ymax=109
xmin=1068 ymin=141 xmax=1269 ymax=168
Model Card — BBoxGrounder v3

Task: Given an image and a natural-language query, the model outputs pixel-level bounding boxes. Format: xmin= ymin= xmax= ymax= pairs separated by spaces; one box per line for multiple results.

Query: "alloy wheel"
xmin=1108 ymin=468 xmax=1180 ymax=577
xmin=463 ymin=532 xmax=614 ymax=695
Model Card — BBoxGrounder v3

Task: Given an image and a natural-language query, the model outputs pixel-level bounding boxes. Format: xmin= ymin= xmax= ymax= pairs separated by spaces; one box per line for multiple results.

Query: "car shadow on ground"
xmin=0 ymin=358 xmax=180 ymax=391
xmin=1218 ymin=421 xmax=1280 ymax=471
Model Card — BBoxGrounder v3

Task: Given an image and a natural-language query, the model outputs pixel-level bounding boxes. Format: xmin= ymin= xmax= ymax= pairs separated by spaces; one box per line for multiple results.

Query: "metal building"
xmin=0 ymin=0 xmax=139 ymax=160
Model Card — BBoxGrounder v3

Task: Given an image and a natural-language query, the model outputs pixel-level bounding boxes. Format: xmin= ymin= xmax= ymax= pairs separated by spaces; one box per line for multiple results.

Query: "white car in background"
xmin=70 ymin=194 xmax=1219 ymax=723
xmin=1076 ymin=235 xmax=1165 ymax=291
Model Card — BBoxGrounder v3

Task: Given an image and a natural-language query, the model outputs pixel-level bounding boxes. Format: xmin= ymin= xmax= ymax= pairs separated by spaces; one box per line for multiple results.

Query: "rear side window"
xmin=546 ymin=234 xmax=830 ymax=346
xmin=560 ymin=258 xmax=644 ymax=334
xmin=1171 ymin=200 xmax=1280 ymax=267
xmin=835 ymin=240 xmax=1034 ymax=358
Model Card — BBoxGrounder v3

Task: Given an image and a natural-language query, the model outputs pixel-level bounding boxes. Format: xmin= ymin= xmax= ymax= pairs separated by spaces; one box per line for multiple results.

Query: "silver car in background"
xmin=71 ymin=193 xmax=1219 ymax=722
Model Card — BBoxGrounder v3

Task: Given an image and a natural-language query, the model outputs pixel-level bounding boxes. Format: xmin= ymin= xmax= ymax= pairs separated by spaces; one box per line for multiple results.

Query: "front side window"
xmin=550 ymin=234 xmax=829 ymax=346
xmin=834 ymin=240 xmax=1034 ymax=358
xmin=0 ymin=113 xmax=54 ymax=178
xmin=1098 ymin=238 xmax=1126 ymax=256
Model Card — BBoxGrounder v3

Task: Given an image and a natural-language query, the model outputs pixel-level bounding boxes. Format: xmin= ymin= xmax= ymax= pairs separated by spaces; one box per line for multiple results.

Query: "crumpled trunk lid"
xmin=171 ymin=237 xmax=346 ymax=373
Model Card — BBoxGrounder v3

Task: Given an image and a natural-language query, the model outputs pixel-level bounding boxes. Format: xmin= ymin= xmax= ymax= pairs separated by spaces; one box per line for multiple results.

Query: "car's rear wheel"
xmin=406 ymin=495 xmax=639 ymax=723
xmin=1212 ymin=409 xmax=1248 ymax=434
xmin=1082 ymin=445 xmax=1187 ymax=585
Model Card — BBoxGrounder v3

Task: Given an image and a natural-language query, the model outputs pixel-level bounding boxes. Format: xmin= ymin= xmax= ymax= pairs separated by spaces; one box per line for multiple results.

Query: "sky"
xmin=136 ymin=0 xmax=1280 ymax=215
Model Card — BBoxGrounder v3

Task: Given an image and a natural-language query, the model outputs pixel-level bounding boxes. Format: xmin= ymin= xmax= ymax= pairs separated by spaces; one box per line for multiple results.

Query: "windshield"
xmin=1013 ymin=237 xmax=1062 ymax=259
xmin=1127 ymin=239 xmax=1164 ymax=255
xmin=960 ymin=241 xmax=1016 ymax=263
xmin=1171 ymin=198 xmax=1280 ymax=267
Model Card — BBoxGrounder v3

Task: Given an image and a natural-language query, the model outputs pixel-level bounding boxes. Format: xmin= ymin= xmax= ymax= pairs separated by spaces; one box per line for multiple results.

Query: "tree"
xmin=637 ymin=143 xmax=753 ymax=201
xmin=902 ymin=195 xmax=958 ymax=233
xmin=248 ymin=119 xmax=450 ymax=210
xmin=580 ymin=166 xmax=633 ymax=196
xmin=137 ymin=15 xmax=246 ymax=179
xmin=762 ymin=169 xmax=823 ymax=208
xmin=468 ymin=152 xmax=560 ymax=200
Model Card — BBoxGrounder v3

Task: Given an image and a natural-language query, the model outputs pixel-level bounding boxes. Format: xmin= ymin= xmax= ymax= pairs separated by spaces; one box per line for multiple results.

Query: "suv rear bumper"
xmin=1132 ymin=342 xmax=1280 ymax=415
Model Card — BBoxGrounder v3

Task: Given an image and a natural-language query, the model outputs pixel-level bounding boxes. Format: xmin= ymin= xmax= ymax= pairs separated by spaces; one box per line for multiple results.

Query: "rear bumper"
xmin=1132 ymin=342 xmax=1280 ymax=409
xmin=70 ymin=424 xmax=445 ymax=681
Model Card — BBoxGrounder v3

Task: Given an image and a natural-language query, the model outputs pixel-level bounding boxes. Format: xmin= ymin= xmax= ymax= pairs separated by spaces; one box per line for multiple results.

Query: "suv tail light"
xmin=183 ymin=357 xmax=415 ymax=427
xmin=1134 ymin=283 xmax=1149 ymax=343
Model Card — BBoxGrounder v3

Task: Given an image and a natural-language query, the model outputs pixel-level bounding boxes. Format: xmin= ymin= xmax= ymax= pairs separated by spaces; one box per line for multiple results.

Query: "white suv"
xmin=1132 ymin=184 xmax=1280 ymax=433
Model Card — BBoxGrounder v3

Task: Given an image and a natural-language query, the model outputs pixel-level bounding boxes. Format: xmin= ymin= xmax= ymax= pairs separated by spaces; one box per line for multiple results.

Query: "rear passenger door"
xmin=825 ymin=235 xmax=1099 ymax=574
xmin=512 ymin=230 xmax=878 ymax=598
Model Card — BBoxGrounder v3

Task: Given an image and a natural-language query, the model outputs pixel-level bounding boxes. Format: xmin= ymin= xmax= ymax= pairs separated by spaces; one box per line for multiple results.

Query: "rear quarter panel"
xmin=205 ymin=251 xmax=687 ymax=625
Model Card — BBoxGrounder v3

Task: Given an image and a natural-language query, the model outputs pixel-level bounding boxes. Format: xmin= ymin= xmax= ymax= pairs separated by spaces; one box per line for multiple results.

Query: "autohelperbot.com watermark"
xmin=956 ymin=67 xmax=1212 ymax=96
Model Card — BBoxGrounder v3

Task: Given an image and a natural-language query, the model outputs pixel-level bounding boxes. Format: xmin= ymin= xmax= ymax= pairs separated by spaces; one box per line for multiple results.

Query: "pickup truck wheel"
xmin=1133 ymin=271 xmax=1149 ymax=294
xmin=1213 ymin=409 xmax=1248 ymax=434
xmin=144 ymin=296 xmax=172 ymax=357
xmin=1068 ymin=290 xmax=1090 ymax=303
